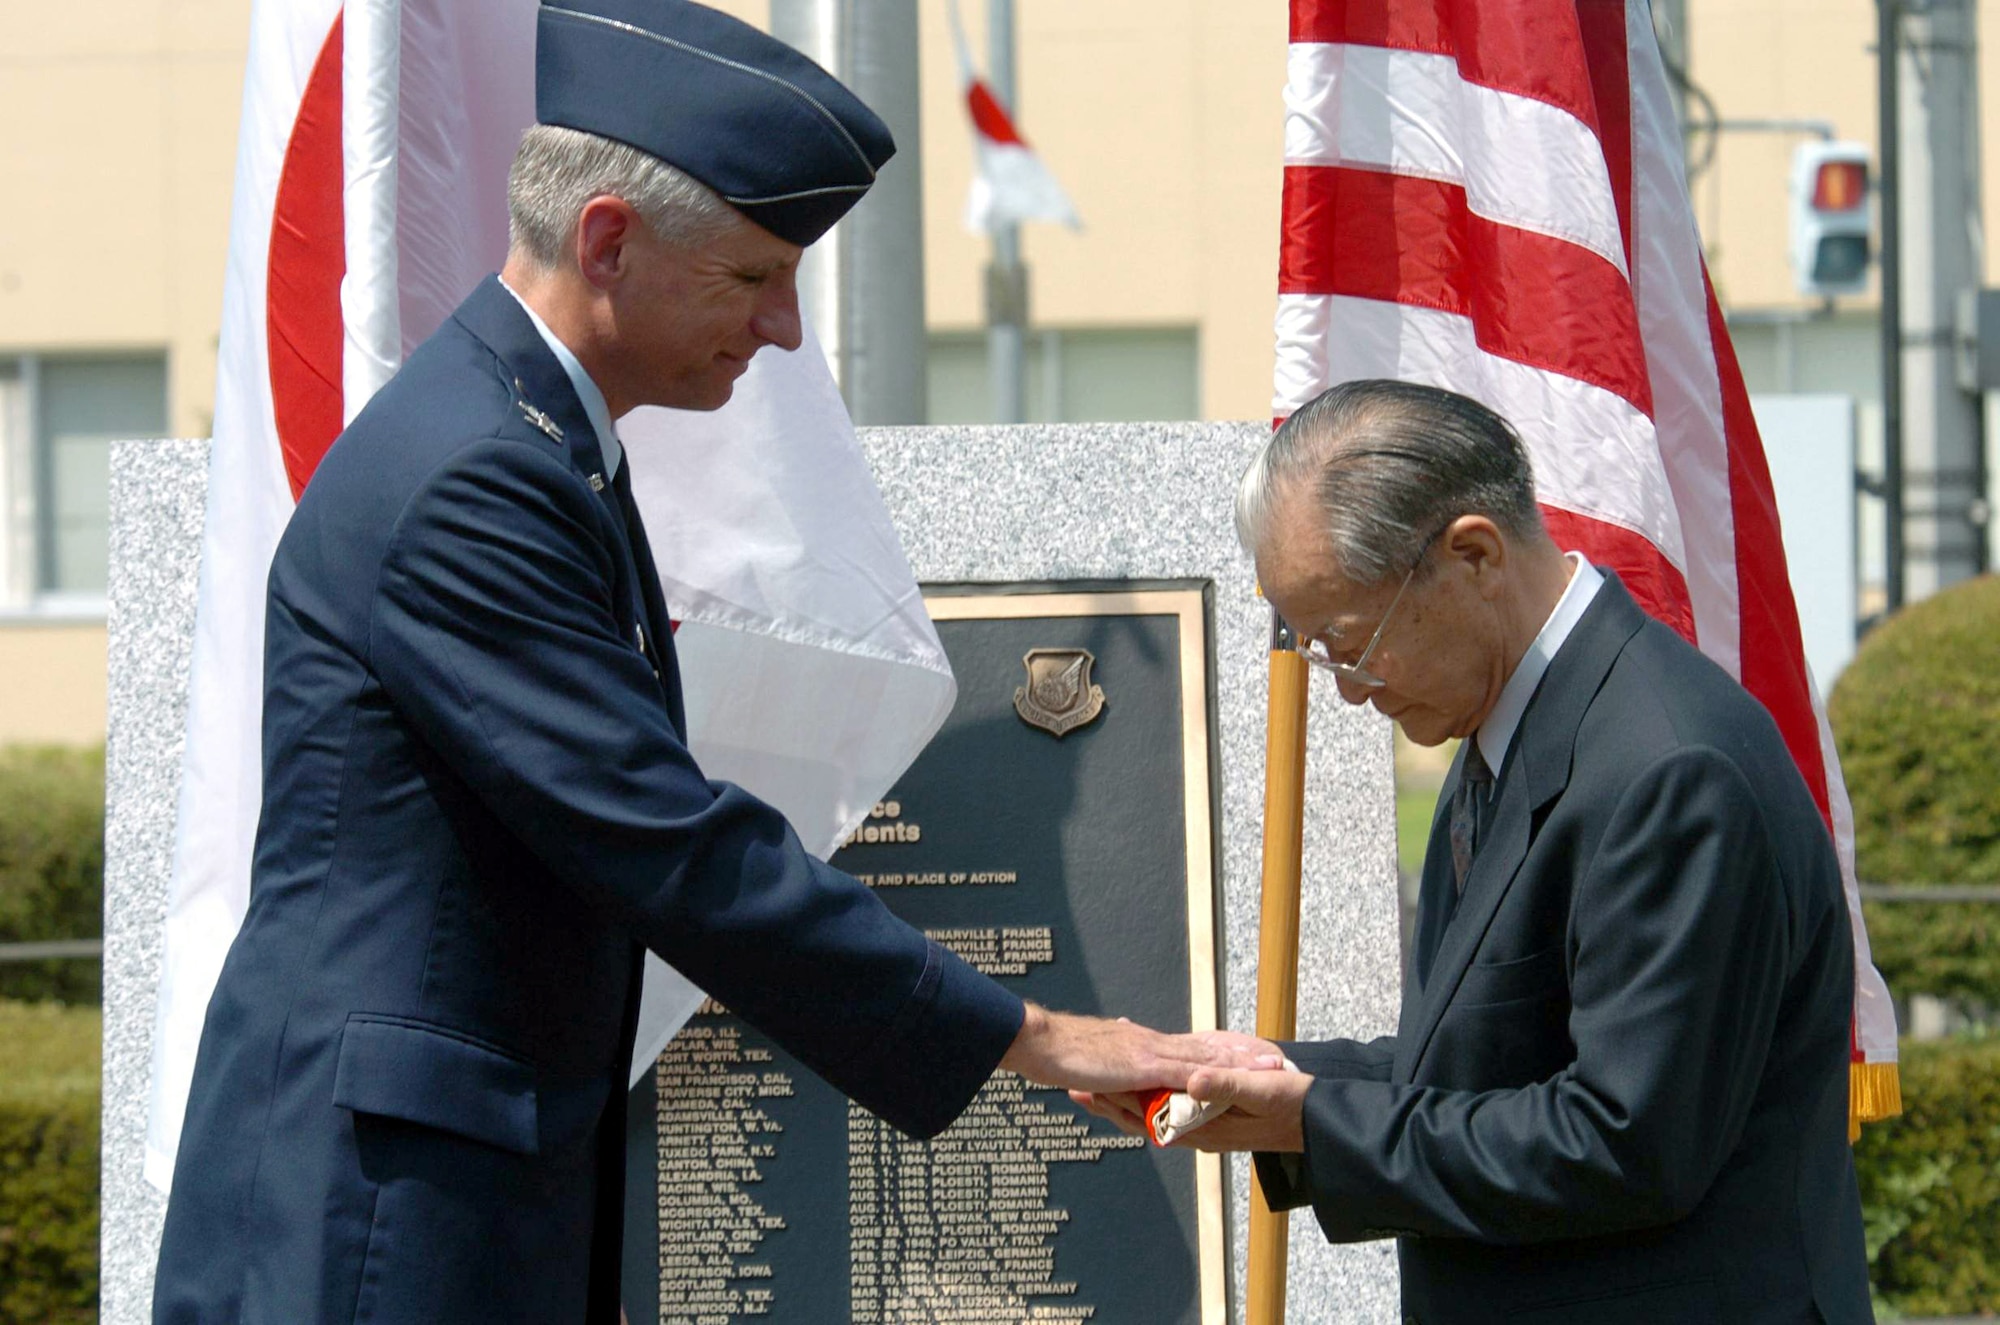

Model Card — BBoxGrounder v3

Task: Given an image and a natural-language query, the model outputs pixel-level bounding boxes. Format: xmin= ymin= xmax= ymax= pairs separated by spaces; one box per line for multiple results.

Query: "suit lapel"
xmin=1396 ymin=757 xmax=1537 ymax=1079
xmin=1394 ymin=575 xmax=1651 ymax=1081
xmin=1411 ymin=746 xmax=1465 ymax=993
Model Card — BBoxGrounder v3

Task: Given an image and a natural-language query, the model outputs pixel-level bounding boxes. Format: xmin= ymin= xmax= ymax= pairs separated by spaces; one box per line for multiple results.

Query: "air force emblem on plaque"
xmin=1014 ymin=648 xmax=1106 ymax=738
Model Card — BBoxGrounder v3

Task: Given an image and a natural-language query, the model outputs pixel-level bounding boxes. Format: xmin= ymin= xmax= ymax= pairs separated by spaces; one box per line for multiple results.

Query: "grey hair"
xmin=1235 ymin=380 xmax=1545 ymax=586
xmin=507 ymin=124 xmax=740 ymax=267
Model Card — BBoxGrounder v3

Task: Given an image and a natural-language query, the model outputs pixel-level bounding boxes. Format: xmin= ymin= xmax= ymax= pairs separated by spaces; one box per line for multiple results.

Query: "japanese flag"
xmin=948 ymin=0 xmax=1080 ymax=234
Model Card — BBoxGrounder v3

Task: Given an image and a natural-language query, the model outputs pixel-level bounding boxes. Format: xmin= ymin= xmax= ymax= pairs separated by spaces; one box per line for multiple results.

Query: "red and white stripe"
xmin=1275 ymin=0 xmax=1898 ymax=1111
xmin=148 ymin=0 xmax=955 ymax=1188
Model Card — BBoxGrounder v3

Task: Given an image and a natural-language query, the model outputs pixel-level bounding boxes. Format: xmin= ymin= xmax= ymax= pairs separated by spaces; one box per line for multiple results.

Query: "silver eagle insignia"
xmin=513 ymin=383 xmax=565 ymax=444
xmin=1013 ymin=648 xmax=1106 ymax=739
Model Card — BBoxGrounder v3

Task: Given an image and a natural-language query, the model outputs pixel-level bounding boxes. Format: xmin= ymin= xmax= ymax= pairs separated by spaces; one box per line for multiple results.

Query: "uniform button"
xmin=1404 ymin=1316 xmax=1420 ymax=1325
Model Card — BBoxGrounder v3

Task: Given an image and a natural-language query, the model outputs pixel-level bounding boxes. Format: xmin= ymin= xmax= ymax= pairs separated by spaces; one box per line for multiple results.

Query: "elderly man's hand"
xmin=1070 ymin=1060 xmax=1313 ymax=1154
xmin=997 ymin=1006 xmax=1286 ymax=1094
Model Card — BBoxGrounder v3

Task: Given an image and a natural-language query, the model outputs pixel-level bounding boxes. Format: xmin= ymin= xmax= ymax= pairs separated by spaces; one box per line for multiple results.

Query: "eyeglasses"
xmin=1291 ymin=523 xmax=1451 ymax=689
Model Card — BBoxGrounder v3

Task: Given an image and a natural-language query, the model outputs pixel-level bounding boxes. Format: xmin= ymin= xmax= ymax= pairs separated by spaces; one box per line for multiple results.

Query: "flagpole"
xmin=1247 ymin=607 xmax=1310 ymax=1325
xmin=770 ymin=0 xmax=928 ymax=425
xmin=986 ymin=0 xmax=1028 ymax=424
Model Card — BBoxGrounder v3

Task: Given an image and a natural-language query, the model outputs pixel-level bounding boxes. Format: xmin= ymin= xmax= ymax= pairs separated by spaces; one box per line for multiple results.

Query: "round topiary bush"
xmin=1830 ymin=574 xmax=2000 ymax=1006
xmin=1856 ymin=1034 xmax=2000 ymax=1316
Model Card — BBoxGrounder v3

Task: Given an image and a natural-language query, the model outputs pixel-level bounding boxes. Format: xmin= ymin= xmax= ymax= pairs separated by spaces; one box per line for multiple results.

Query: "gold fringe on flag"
xmin=1848 ymin=1061 xmax=1904 ymax=1142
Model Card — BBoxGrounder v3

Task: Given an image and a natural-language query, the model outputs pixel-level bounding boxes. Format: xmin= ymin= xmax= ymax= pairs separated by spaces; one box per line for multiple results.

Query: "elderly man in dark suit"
xmin=1081 ymin=380 xmax=1873 ymax=1322
xmin=151 ymin=3 xmax=1249 ymax=1321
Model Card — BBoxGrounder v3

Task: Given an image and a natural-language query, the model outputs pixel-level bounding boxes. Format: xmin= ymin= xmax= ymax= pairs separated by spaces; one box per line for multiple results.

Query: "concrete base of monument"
xmin=98 ymin=424 xmax=1401 ymax=1323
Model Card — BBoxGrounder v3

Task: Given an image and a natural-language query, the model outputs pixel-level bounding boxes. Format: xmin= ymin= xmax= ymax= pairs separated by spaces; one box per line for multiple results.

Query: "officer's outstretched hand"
xmin=997 ymin=1004 xmax=1284 ymax=1095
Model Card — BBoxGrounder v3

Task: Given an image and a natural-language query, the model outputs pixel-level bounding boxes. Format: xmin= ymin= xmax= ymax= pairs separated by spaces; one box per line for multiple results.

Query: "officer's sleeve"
xmin=367 ymin=440 xmax=1023 ymax=1138
xmin=1289 ymin=746 xmax=1794 ymax=1244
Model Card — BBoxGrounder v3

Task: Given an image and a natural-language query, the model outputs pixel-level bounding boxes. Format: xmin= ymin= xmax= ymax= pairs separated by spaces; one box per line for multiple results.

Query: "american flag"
xmin=1273 ymin=0 xmax=1900 ymax=1132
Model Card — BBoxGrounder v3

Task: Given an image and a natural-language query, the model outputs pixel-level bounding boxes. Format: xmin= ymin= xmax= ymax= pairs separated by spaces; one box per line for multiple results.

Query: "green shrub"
xmin=1830 ymin=574 xmax=2000 ymax=1006
xmin=1397 ymin=788 xmax=1440 ymax=880
xmin=0 ymin=746 xmax=105 ymax=1004
xmin=0 ymin=999 xmax=100 ymax=1323
xmin=1856 ymin=900 xmax=1999 ymax=1009
xmin=1858 ymin=1035 xmax=2000 ymax=1315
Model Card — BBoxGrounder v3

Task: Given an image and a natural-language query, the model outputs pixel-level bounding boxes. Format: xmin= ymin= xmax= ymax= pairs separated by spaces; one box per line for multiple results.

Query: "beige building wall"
xmin=0 ymin=0 xmax=247 ymax=745
xmin=0 ymin=624 xmax=107 ymax=744
xmin=915 ymin=1 xmax=1287 ymax=422
xmin=714 ymin=0 xmax=1288 ymax=422
xmin=0 ymin=0 xmax=247 ymax=439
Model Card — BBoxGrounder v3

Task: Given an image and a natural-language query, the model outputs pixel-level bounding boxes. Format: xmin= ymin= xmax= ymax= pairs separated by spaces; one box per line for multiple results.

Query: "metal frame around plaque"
xmin=925 ymin=584 xmax=1227 ymax=1325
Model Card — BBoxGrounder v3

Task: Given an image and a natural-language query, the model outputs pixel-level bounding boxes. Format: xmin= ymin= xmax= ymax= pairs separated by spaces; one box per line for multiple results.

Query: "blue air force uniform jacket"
xmin=153 ymin=276 xmax=1024 ymax=1324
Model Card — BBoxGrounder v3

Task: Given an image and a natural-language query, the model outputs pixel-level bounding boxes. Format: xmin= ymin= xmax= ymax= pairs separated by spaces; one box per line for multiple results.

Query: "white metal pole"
xmin=987 ymin=0 xmax=1028 ymax=424
xmin=1898 ymin=0 xmax=1984 ymax=595
xmin=771 ymin=0 xmax=929 ymax=425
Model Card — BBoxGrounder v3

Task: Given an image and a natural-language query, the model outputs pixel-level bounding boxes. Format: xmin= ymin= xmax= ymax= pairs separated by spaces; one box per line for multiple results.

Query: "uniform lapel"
xmin=1394 ymin=575 xmax=1650 ymax=1081
xmin=608 ymin=467 xmax=688 ymax=738
xmin=454 ymin=277 xmax=608 ymax=479
xmin=451 ymin=276 xmax=687 ymax=738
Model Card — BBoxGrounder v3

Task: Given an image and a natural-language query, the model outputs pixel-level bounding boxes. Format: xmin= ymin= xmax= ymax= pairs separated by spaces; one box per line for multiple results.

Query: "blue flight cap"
xmin=535 ymin=0 xmax=895 ymax=248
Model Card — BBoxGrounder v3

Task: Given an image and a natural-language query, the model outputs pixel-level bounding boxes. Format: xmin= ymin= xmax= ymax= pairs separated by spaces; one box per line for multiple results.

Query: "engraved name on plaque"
xmin=624 ymin=584 xmax=1225 ymax=1324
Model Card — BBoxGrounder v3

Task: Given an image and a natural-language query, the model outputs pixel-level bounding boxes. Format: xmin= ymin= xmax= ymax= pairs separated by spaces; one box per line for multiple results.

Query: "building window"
xmin=927 ymin=327 xmax=1200 ymax=425
xmin=0 ymin=352 xmax=167 ymax=611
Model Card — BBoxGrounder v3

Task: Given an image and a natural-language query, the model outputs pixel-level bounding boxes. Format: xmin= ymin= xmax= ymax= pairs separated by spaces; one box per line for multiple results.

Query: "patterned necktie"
xmin=1449 ymin=740 xmax=1493 ymax=895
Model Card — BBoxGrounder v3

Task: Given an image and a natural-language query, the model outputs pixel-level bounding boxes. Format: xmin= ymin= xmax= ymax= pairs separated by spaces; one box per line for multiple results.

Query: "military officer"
xmin=152 ymin=4 xmax=1246 ymax=1320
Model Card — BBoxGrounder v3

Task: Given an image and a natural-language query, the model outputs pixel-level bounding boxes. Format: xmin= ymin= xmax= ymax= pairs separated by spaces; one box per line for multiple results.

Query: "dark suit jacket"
xmin=153 ymin=277 xmax=1023 ymax=1324
xmin=1256 ymin=576 xmax=1871 ymax=1324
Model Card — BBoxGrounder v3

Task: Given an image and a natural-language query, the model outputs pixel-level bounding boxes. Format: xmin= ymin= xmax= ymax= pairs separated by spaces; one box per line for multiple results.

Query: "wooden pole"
xmin=1246 ymin=608 xmax=1311 ymax=1325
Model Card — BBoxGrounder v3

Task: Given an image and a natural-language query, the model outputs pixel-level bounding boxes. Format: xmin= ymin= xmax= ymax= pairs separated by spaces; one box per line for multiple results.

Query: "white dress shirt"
xmin=1474 ymin=553 xmax=1605 ymax=782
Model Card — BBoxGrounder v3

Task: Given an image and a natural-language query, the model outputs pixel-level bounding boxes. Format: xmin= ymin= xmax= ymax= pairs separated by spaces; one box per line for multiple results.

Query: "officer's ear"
xmin=574 ymin=195 xmax=642 ymax=291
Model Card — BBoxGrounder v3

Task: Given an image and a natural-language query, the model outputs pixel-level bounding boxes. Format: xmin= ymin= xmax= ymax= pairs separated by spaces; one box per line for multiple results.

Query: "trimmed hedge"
xmin=0 ymin=999 xmax=99 ymax=1323
xmin=1857 ymin=1035 xmax=2000 ymax=1315
xmin=1830 ymin=574 xmax=2000 ymax=1006
xmin=0 ymin=745 xmax=104 ymax=1004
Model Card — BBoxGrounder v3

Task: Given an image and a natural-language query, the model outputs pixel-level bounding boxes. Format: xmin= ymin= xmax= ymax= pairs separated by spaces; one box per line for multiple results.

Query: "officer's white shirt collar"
xmin=499 ymin=276 xmax=623 ymax=481
xmin=1475 ymin=552 xmax=1604 ymax=779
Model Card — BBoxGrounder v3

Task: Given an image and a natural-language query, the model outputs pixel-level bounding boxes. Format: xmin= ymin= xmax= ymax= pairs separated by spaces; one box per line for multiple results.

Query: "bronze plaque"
xmin=624 ymin=583 xmax=1226 ymax=1325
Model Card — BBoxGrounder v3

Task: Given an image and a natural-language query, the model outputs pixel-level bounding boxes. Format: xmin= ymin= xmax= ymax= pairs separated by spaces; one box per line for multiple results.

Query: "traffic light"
xmin=1790 ymin=141 xmax=1872 ymax=298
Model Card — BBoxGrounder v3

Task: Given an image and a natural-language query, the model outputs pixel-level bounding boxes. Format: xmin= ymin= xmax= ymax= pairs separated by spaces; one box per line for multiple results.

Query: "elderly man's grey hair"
xmin=507 ymin=124 xmax=740 ymax=267
xmin=1235 ymin=380 xmax=1545 ymax=586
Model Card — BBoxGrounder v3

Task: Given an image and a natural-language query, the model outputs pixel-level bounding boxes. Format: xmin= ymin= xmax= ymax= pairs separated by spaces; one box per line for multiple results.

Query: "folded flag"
xmin=1144 ymin=1090 xmax=1229 ymax=1147
xmin=1143 ymin=1056 xmax=1304 ymax=1147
